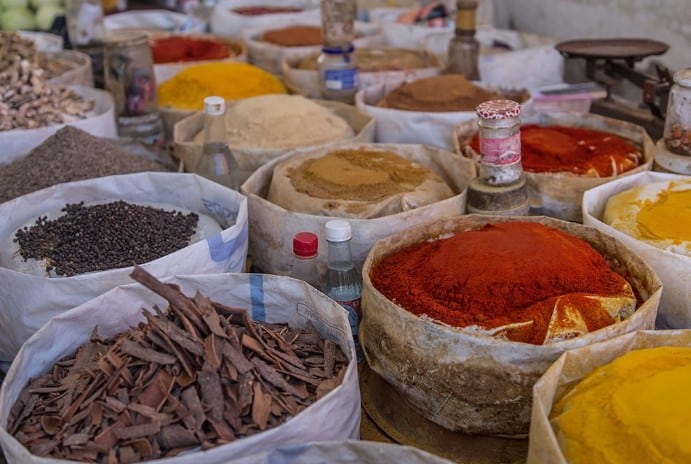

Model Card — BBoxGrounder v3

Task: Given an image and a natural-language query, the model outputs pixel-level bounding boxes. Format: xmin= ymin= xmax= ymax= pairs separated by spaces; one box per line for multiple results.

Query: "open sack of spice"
xmin=240 ymin=19 xmax=381 ymax=75
xmin=174 ymin=94 xmax=375 ymax=181
xmin=241 ymin=142 xmax=475 ymax=277
xmin=150 ymin=33 xmax=247 ymax=85
xmin=0 ymin=32 xmax=117 ymax=163
xmin=0 ymin=267 xmax=359 ymax=463
xmin=454 ymin=111 xmax=654 ymax=222
xmin=355 ymin=74 xmax=530 ymax=150
xmin=0 ymin=172 xmax=248 ymax=363
xmin=360 ymin=214 xmax=662 ymax=436
xmin=281 ymin=46 xmax=443 ymax=99
xmin=582 ymin=171 xmax=691 ymax=329
xmin=210 ymin=0 xmax=320 ymax=38
xmin=527 ymin=329 xmax=691 ymax=464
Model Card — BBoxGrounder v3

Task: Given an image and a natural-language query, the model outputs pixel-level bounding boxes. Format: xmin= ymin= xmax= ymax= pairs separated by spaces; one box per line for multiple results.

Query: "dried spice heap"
xmin=371 ymin=222 xmax=636 ymax=345
xmin=0 ymin=126 xmax=167 ymax=204
xmin=468 ymin=124 xmax=644 ymax=176
xmin=0 ymin=32 xmax=94 ymax=131
xmin=8 ymin=267 xmax=348 ymax=462
xmin=14 ymin=201 xmax=199 ymax=276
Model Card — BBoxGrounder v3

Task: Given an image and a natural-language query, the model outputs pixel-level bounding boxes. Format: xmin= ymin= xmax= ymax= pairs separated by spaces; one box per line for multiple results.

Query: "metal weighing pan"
xmin=555 ymin=38 xmax=669 ymax=61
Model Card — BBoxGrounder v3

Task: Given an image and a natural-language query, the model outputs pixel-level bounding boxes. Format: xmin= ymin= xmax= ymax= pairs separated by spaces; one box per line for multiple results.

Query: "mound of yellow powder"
xmin=214 ymin=95 xmax=354 ymax=150
xmin=603 ymin=180 xmax=691 ymax=256
xmin=551 ymin=346 xmax=691 ymax=464
xmin=158 ymin=62 xmax=286 ymax=111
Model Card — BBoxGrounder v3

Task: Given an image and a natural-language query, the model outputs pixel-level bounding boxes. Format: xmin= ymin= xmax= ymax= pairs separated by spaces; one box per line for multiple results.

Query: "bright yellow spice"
xmin=158 ymin=62 xmax=286 ymax=111
xmin=637 ymin=185 xmax=691 ymax=244
xmin=550 ymin=346 xmax=691 ymax=464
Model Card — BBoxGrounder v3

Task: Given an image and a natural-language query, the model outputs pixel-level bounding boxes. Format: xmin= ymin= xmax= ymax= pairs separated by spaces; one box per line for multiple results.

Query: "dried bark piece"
xmin=251 ymin=382 xmax=272 ymax=430
xmin=120 ymin=340 xmax=177 ymax=365
xmin=159 ymin=425 xmax=199 ymax=449
xmin=115 ymin=422 xmax=161 ymax=441
xmin=251 ymin=357 xmax=308 ymax=400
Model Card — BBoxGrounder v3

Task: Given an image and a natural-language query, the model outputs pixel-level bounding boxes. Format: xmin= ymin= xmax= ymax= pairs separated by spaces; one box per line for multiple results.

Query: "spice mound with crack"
xmin=0 ymin=31 xmax=94 ymax=131
xmin=370 ymin=221 xmax=637 ymax=345
xmin=7 ymin=267 xmax=349 ymax=462
xmin=2 ymin=200 xmax=222 ymax=277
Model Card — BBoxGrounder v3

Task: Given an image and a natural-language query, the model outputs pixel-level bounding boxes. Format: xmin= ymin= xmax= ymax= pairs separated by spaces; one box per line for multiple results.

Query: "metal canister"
xmin=103 ymin=30 xmax=164 ymax=145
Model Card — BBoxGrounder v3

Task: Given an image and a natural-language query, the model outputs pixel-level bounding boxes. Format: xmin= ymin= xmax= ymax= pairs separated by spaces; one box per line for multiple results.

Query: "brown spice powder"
xmin=261 ymin=25 xmax=323 ymax=47
xmin=379 ymin=75 xmax=502 ymax=112
xmin=288 ymin=148 xmax=433 ymax=201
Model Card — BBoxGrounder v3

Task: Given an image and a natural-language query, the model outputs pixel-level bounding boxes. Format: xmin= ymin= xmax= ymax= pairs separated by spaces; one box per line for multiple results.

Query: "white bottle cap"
xmin=204 ymin=96 xmax=225 ymax=116
xmin=325 ymin=219 xmax=352 ymax=242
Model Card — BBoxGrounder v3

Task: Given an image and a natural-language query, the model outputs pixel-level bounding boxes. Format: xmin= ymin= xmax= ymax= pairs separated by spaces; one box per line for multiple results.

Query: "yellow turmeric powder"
xmin=550 ymin=346 xmax=691 ymax=464
xmin=158 ymin=62 xmax=286 ymax=111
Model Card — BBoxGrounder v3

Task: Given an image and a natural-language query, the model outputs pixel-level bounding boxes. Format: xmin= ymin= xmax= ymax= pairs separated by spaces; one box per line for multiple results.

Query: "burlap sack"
xmin=527 ymin=329 xmax=691 ymax=464
xmin=240 ymin=142 xmax=475 ymax=278
xmin=360 ymin=214 xmax=661 ymax=436
xmin=454 ymin=112 xmax=655 ymax=222
xmin=266 ymin=144 xmax=456 ymax=218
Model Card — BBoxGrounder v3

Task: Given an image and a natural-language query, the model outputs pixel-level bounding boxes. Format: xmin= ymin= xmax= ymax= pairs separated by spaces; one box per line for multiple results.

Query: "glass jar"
xmin=476 ymin=99 xmax=523 ymax=186
xmin=662 ymin=68 xmax=691 ymax=156
xmin=320 ymin=0 xmax=357 ymax=49
xmin=317 ymin=45 xmax=359 ymax=104
xmin=103 ymin=30 xmax=164 ymax=144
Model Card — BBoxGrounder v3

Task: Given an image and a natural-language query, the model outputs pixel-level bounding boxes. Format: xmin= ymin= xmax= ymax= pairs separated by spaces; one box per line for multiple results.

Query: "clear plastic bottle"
xmin=475 ymin=99 xmax=523 ymax=186
xmin=192 ymin=96 xmax=246 ymax=190
xmin=322 ymin=219 xmax=363 ymax=362
xmin=317 ymin=45 xmax=359 ymax=104
xmin=292 ymin=232 xmax=320 ymax=289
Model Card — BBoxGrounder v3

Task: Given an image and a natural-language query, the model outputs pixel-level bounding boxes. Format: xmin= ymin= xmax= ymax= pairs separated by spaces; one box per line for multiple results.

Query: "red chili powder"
xmin=468 ymin=124 xmax=643 ymax=176
xmin=152 ymin=36 xmax=230 ymax=64
xmin=370 ymin=222 xmax=632 ymax=344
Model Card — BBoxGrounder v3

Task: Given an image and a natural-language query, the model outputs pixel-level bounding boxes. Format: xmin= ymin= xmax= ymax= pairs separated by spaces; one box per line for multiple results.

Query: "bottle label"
xmin=324 ymin=68 xmax=358 ymax=91
xmin=336 ymin=298 xmax=364 ymax=362
xmin=479 ymin=133 xmax=521 ymax=165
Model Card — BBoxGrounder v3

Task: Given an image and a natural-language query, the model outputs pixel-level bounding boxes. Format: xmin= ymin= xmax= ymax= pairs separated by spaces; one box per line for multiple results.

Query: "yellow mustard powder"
xmin=550 ymin=346 xmax=691 ymax=464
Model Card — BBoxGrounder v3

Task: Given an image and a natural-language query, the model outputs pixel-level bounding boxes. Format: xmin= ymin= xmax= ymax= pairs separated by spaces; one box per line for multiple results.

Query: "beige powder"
xmin=193 ymin=95 xmax=354 ymax=149
xmin=289 ymin=148 xmax=442 ymax=201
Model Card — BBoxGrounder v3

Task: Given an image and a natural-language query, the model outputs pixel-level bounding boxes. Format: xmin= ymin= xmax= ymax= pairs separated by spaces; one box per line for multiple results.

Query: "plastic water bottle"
xmin=322 ymin=219 xmax=363 ymax=361
xmin=292 ymin=232 xmax=320 ymax=288
xmin=192 ymin=96 xmax=245 ymax=190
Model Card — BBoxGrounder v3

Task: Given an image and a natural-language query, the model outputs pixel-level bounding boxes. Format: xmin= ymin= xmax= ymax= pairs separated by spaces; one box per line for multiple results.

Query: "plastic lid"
xmin=673 ymin=68 xmax=691 ymax=87
xmin=321 ymin=44 xmax=356 ymax=55
xmin=293 ymin=232 xmax=318 ymax=257
xmin=204 ymin=96 xmax=225 ymax=116
xmin=476 ymin=99 xmax=521 ymax=120
xmin=325 ymin=219 xmax=352 ymax=242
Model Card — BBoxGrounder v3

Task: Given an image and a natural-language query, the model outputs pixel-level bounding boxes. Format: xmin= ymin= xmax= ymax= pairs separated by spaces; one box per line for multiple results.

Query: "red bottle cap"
xmin=293 ymin=232 xmax=318 ymax=258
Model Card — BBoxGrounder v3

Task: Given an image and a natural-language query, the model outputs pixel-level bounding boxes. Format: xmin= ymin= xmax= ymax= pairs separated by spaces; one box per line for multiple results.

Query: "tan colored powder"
xmin=297 ymin=47 xmax=434 ymax=72
xmin=289 ymin=148 xmax=436 ymax=201
xmin=194 ymin=95 xmax=354 ymax=149
xmin=261 ymin=25 xmax=322 ymax=47
xmin=379 ymin=75 xmax=504 ymax=112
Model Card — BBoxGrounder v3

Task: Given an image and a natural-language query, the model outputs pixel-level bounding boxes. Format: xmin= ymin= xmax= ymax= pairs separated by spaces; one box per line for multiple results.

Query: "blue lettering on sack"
xmin=202 ymin=198 xmax=238 ymax=225
xmin=250 ymin=274 xmax=266 ymax=321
